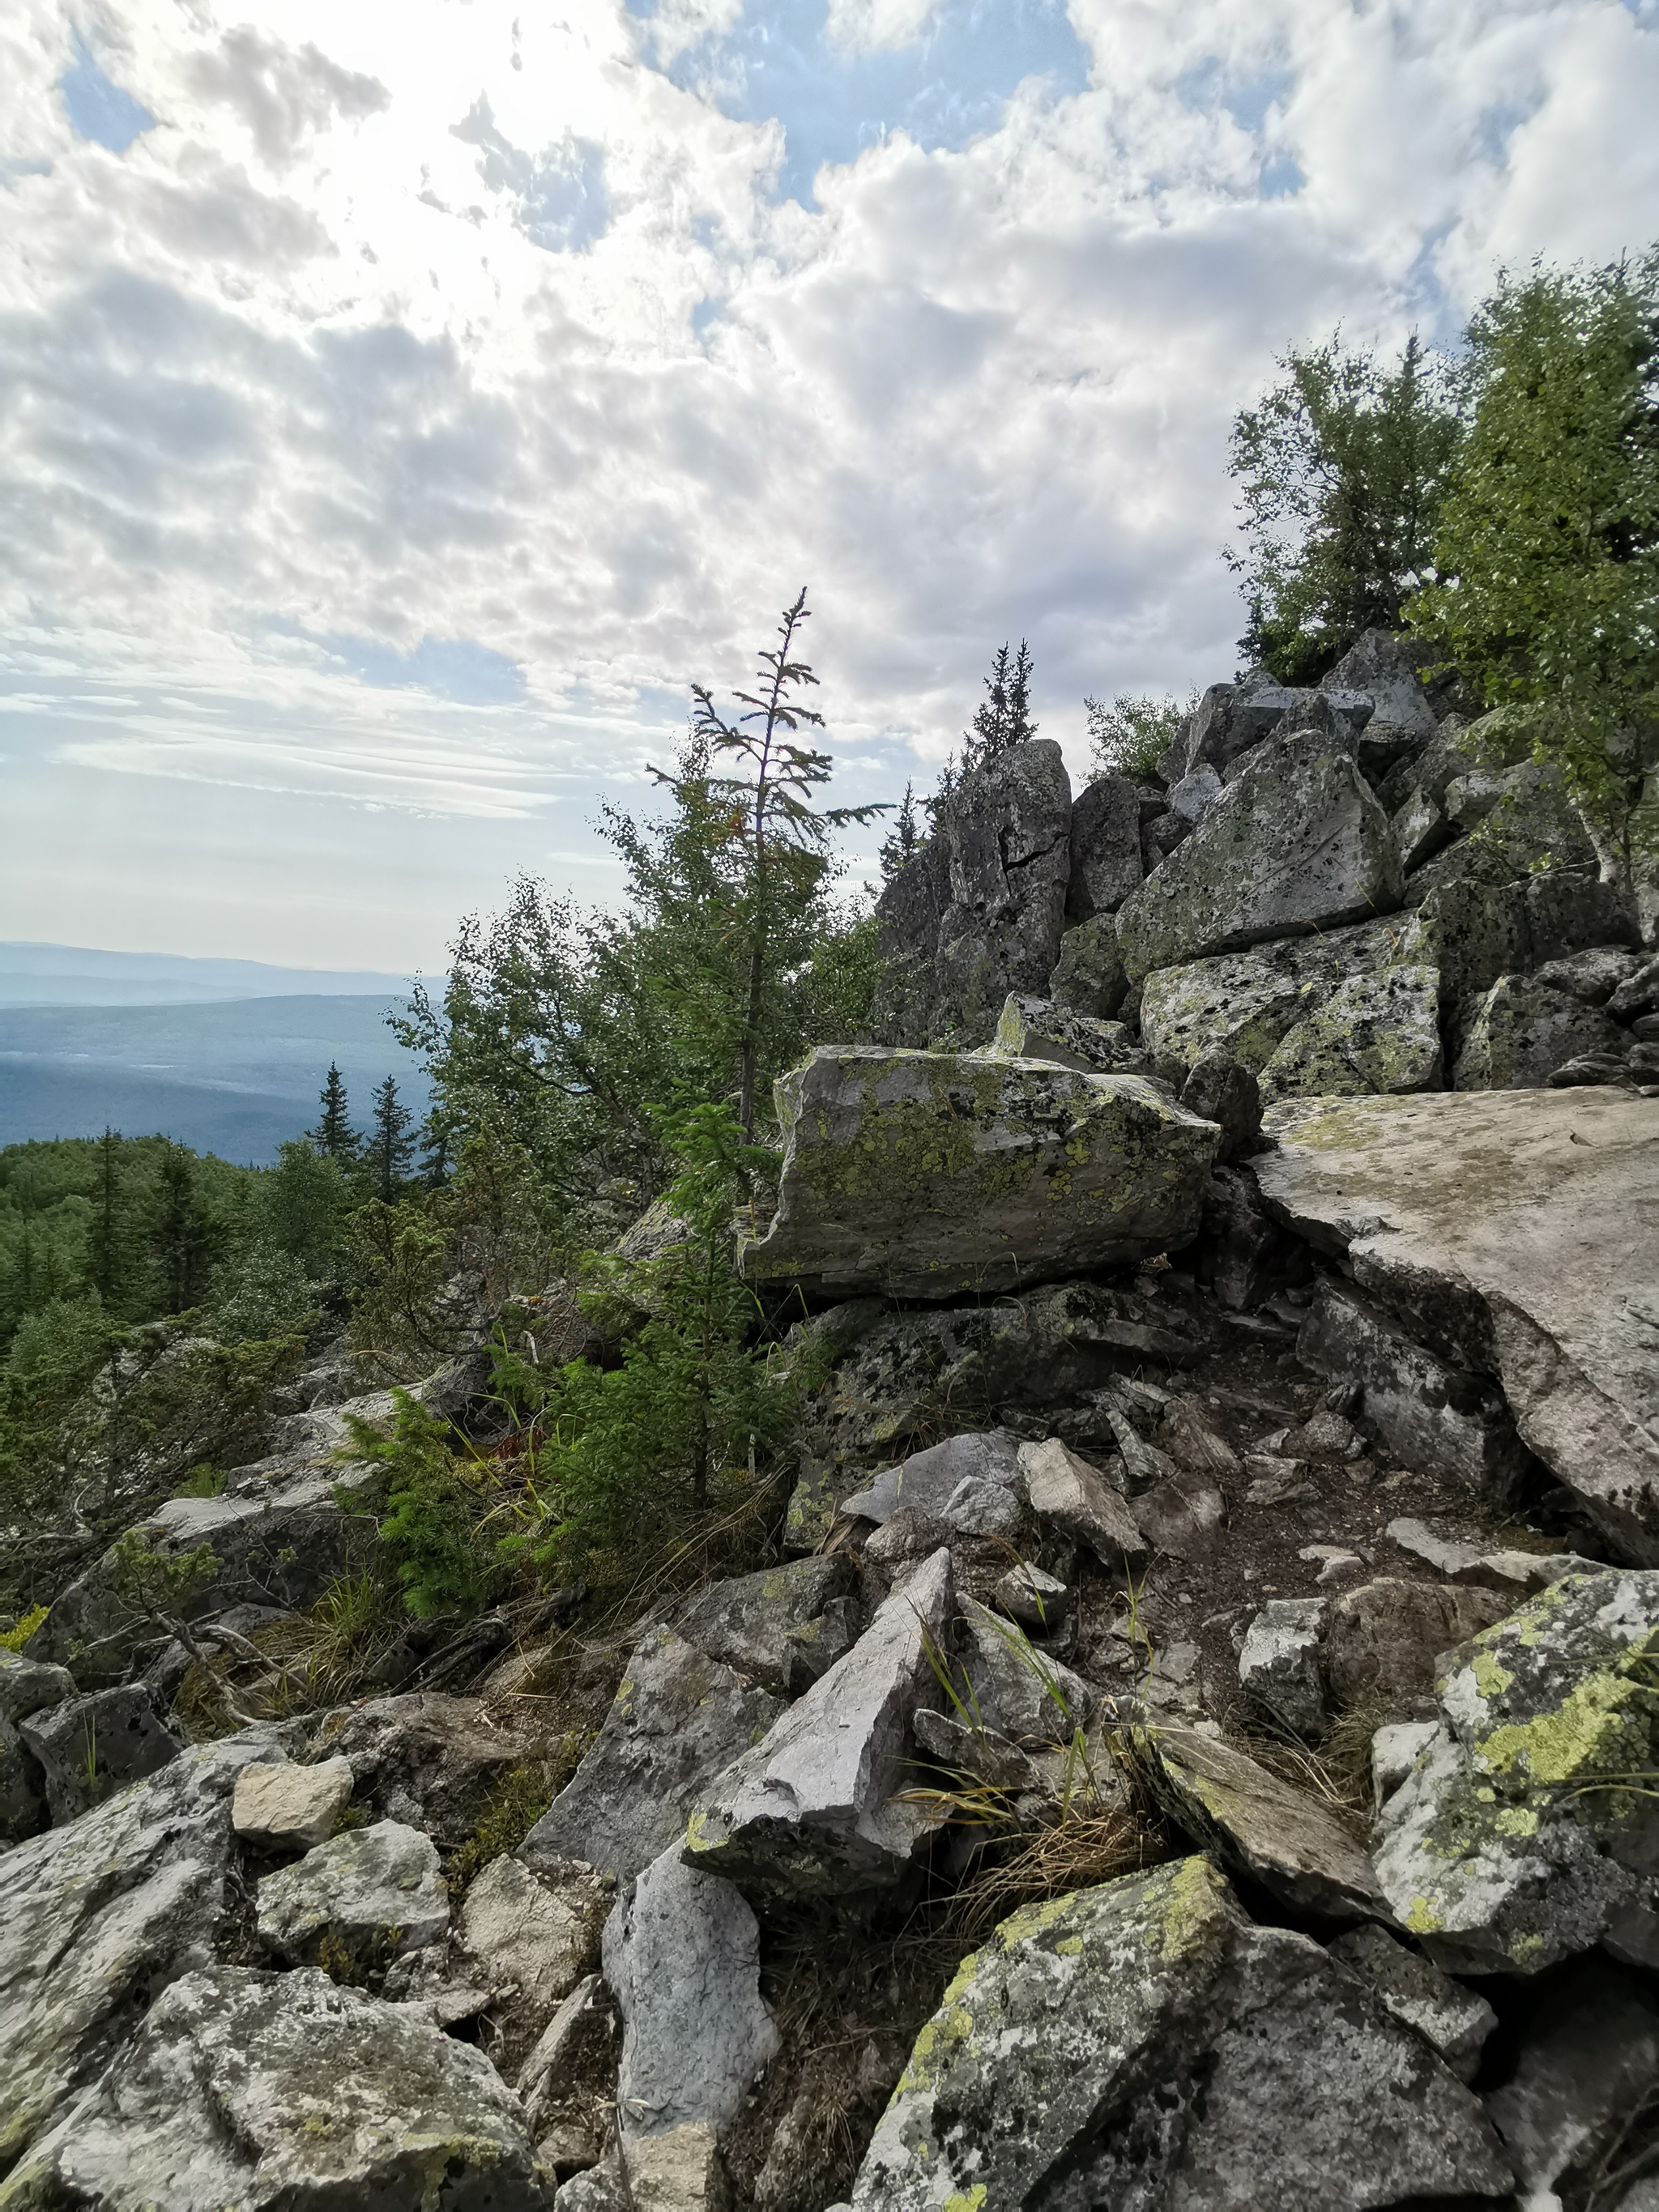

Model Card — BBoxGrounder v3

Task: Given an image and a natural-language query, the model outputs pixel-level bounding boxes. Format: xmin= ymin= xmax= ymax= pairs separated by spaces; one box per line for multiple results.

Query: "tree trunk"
xmin=1576 ymin=801 xmax=1634 ymax=901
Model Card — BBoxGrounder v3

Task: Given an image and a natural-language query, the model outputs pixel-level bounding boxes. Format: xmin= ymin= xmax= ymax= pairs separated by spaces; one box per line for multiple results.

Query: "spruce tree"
xmin=87 ymin=1126 xmax=131 ymax=1316
xmin=962 ymin=641 xmax=1038 ymax=772
xmin=150 ymin=1143 xmax=221 ymax=1315
xmin=307 ymin=1063 xmax=358 ymax=1158
xmin=367 ymin=1076 xmax=417 ymax=1201
xmin=879 ymin=782 xmax=923 ymax=880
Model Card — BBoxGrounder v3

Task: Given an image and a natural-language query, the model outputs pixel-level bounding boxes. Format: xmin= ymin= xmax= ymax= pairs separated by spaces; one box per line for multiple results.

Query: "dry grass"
xmin=945 ymin=1807 xmax=1158 ymax=1941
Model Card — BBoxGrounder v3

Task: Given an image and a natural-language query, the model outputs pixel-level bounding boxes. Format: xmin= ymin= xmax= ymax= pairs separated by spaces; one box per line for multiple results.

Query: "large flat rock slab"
xmin=1255 ymin=1089 xmax=1659 ymax=1559
xmin=742 ymin=1047 xmax=1218 ymax=1301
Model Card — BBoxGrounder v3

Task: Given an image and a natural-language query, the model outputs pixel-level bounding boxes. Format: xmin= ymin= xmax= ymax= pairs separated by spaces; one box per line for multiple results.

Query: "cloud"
xmin=2 ymin=0 xmax=1658 ymax=965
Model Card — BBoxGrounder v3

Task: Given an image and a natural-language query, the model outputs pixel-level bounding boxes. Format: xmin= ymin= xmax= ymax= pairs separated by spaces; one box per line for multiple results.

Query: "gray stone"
xmin=1325 ymin=1923 xmax=1496 ymax=2082
xmin=929 ymin=739 xmax=1073 ymax=1044
xmin=1372 ymin=1720 xmax=1438 ymax=1806
xmin=1282 ymin=687 xmax=1377 ymax=752
xmin=19 ymin=1683 xmax=185 ymax=1826
xmin=1177 ymin=680 xmax=1310 ymax=778
xmin=1324 ymin=628 xmax=1439 ymax=739
xmin=1377 ymin=719 xmax=1483 ymax=816
xmin=663 ymin=1555 xmax=860 ymax=1699
xmin=0 ymin=1733 xmax=281 ymax=2171
xmin=1259 ymin=962 xmax=1444 ymax=1101
xmin=684 ymin=1549 xmax=954 ymax=1907
xmin=864 ymin=1506 xmax=950 ymax=1568
xmin=1142 ymin=808 xmax=1191 ymax=866
xmin=956 ymin=1594 xmax=1094 ymax=1745
xmin=988 ymin=993 xmax=1145 ymax=1074
xmin=1295 ymin=1276 xmax=1535 ymax=1498
xmin=1179 ymin=1048 xmax=1260 ymax=1162
xmin=518 ymin=1970 xmax=617 ymax=2157
xmin=742 ymin=1048 xmax=1218 ymax=1302
xmin=992 ymin=1562 xmax=1070 ymax=1631
xmin=1168 ymin=764 xmax=1222 ymax=825
xmin=604 ymin=1846 xmax=778 ymax=2143
xmin=625 ymin=2124 xmax=732 ymax=2212
xmin=1157 ymin=1394 xmax=1242 ymax=1481
xmin=1447 ymin=759 xmax=1598 ymax=874
xmin=1132 ymin=1465 xmax=1225 ymax=1560
xmin=1374 ymin=1567 xmax=1659 ymax=1974
xmin=458 ymin=1850 xmax=610 ymax=2059
xmin=1533 ymin=944 xmax=1647 ymax=1005
xmin=914 ymin=1706 xmax=1041 ymax=1792
xmin=522 ymin=1627 xmax=783 ymax=1889
xmin=1065 ymin=774 xmax=1142 ymax=923
xmin=1124 ymin=1726 xmax=1387 ymax=1925
xmin=1239 ymin=1597 xmax=1327 ymax=1737
xmin=849 ymin=1855 xmax=1511 ymax=2210
xmin=0 ymin=1963 xmax=544 ymax=2210
xmin=842 ymin=1429 xmax=1021 ymax=1525
xmin=1115 ymin=731 xmax=1404 ymax=982
xmin=1610 ymin=954 xmax=1659 ymax=1020
xmin=256 ymin=1818 xmax=449 ymax=1963
xmin=313 ymin=1689 xmax=544 ymax=1840
xmin=1527 ymin=868 xmax=1642 ymax=965
xmin=1046 ymin=911 xmax=1128 ymax=1019
xmin=1390 ymin=786 xmax=1454 ymax=874
xmin=1193 ymin=1162 xmax=1307 ymax=1311
xmin=1485 ymin=1954 xmax=1659 ymax=2198
xmin=0 ymin=1719 xmax=48 ymax=1845
xmin=1257 ymin=1088 xmax=1659 ymax=1559
xmin=1324 ymin=1577 xmax=1512 ymax=1711
xmin=0 ymin=1647 xmax=75 ymax=1726
xmin=1454 ymin=971 xmax=1627 ymax=1089
xmin=1016 ymin=1437 xmax=1146 ymax=1577
xmin=231 ymin=1757 xmax=353 ymax=1851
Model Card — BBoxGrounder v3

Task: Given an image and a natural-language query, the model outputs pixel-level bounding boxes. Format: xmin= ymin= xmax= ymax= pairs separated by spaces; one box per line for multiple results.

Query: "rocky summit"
xmin=4 ymin=626 xmax=1659 ymax=2212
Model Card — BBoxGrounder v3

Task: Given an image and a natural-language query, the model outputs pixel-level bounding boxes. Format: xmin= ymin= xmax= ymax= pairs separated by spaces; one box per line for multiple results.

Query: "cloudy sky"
xmin=2 ymin=0 xmax=1657 ymax=971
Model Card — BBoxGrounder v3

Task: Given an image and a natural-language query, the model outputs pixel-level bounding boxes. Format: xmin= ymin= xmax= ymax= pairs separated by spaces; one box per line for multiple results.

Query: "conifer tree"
xmin=307 ymin=1064 xmax=358 ymax=1159
xmin=367 ymin=1076 xmax=417 ymax=1201
xmin=962 ymin=640 xmax=1038 ymax=771
xmin=87 ymin=1126 xmax=133 ymax=1316
xmin=878 ymin=782 xmax=923 ymax=880
xmin=150 ymin=1143 xmax=221 ymax=1315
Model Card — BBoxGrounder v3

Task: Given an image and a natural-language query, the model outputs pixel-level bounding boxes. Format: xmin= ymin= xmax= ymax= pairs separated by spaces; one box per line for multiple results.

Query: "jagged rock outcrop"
xmin=742 ymin=1047 xmax=1218 ymax=1301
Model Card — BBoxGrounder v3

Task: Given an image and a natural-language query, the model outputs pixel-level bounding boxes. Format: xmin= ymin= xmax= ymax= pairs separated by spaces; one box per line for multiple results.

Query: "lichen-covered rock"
xmin=1389 ymin=784 xmax=1453 ymax=874
xmin=1065 ymin=774 xmax=1141 ymax=924
xmin=742 ymin=1048 xmax=1218 ymax=1302
xmin=522 ymin=1627 xmax=783 ymax=1889
xmin=1446 ymin=759 xmax=1597 ymax=875
xmin=1374 ymin=1567 xmax=1659 ymax=1975
xmin=0 ymin=1720 xmax=48 ymax=1845
xmin=0 ymin=1964 xmax=545 ymax=2210
xmin=604 ymin=1847 xmax=778 ymax=2145
xmin=661 ymin=1556 xmax=861 ymax=1700
xmin=684 ymin=1550 xmax=953 ymax=1908
xmin=1324 ymin=1578 xmax=1512 ymax=1710
xmin=0 ymin=1648 xmax=75 ymax=1727
xmin=0 ymin=1733 xmax=283 ymax=2171
xmin=1324 ymin=628 xmax=1439 ymax=738
xmin=1114 ymin=731 xmax=1404 ymax=982
xmin=1179 ymin=1047 xmax=1261 ymax=1162
xmin=1325 ymin=1923 xmax=1496 ymax=2082
xmin=989 ymin=993 xmax=1145 ymax=1074
xmin=954 ymin=1594 xmax=1094 ymax=1745
xmin=256 ymin=1818 xmax=449 ymax=1964
xmin=1047 ymin=911 xmax=1128 ymax=1021
xmin=1454 ymin=972 xmax=1627 ymax=1089
xmin=1256 ymin=1088 xmax=1659 ymax=1560
xmin=1239 ymin=1597 xmax=1327 ymax=1737
xmin=1529 ymin=872 xmax=1644 ymax=966
xmin=1122 ymin=1725 xmax=1386 ymax=1924
xmin=849 ymin=1855 xmax=1510 ymax=2210
xmin=1258 ymin=964 xmax=1443 ymax=1100
xmin=18 ymin=1685 xmax=184 ymax=1827
xmin=1532 ymin=944 xmax=1647 ymax=1005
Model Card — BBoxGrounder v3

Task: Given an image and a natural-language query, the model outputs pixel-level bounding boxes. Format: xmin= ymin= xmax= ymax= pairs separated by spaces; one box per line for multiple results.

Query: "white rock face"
xmin=842 ymin=1430 xmax=1021 ymax=1524
xmin=0 ymin=1964 xmax=545 ymax=2210
xmin=232 ymin=1757 xmax=353 ymax=1851
xmin=1238 ymin=1597 xmax=1327 ymax=1737
xmin=1256 ymin=1089 xmax=1659 ymax=1558
xmin=742 ymin=1047 xmax=1218 ymax=1301
xmin=255 ymin=1818 xmax=450 ymax=1963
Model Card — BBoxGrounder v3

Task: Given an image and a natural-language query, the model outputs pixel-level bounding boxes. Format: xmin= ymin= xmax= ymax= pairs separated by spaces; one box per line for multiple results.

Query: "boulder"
xmin=1533 ymin=944 xmax=1647 ymax=1005
xmin=625 ymin=2125 xmax=732 ymax=2212
xmin=1371 ymin=1719 xmax=1439 ymax=1805
xmin=1258 ymin=964 xmax=1444 ymax=1100
xmin=16 ymin=1683 xmax=184 ymax=1827
xmin=850 ymin=1854 xmax=1510 ymax=2210
xmin=988 ymin=993 xmax=1145 ymax=1075
xmin=1324 ymin=1923 xmax=1495 ymax=2082
xmin=232 ymin=1757 xmax=354 ymax=1851
xmin=1157 ymin=1394 xmax=1241 ymax=1481
xmin=1065 ymin=774 xmax=1142 ymax=923
xmin=0 ymin=1647 xmax=75 ymax=1725
xmin=1374 ymin=1567 xmax=1659 ymax=1975
xmin=256 ymin=1818 xmax=449 ymax=1964
xmin=313 ymin=1690 xmax=544 ymax=1842
xmin=1256 ymin=1089 xmax=1659 ymax=1558
xmin=870 ymin=839 xmax=953 ymax=1048
xmin=1168 ymin=764 xmax=1222 ymax=825
xmin=0 ymin=1964 xmax=544 ymax=2210
xmin=1610 ymin=953 xmax=1659 ymax=1021
xmin=1178 ymin=1048 xmax=1261 ymax=1161
xmin=0 ymin=1720 xmax=48 ymax=1845
xmin=955 ymin=1594 xmax=1094 ymax=1745
xmin=992 ymin=1562 xmax=1070 ymax=1631
xmin=842 ymin=1429 xmax=1021 ymax=1525
xmin=1484 ymin=1954 xmax=1659 ymax=2201
xmin=742 ymin=1048 xmax=1218 ymax=1302
xmin=1046 ymin=911 xmax=1128 ymax=1018
xmin=1324 ymin=629 xmax=1439 ymax=739
xmin=1324 ymin=1577 xmax=1512 ymax=1710
xmin=1454 ymin=971 xmax=1628 ymax=1089
xmin=1017 ymin=1437 xmax=1145 ymax=1576
xmin=0 ymin=1732 xmax=282 ymax=2170
xmin=1238 ymin=1597 xmax=1327 ymax=1736
xmin=1295 ymin=1276 xmax=1536 ymax=1497
xmin=1132 ymin=1466 xmax=1225 ymax=1561
xmin=521 ymin=1627 xmax=783 ymax=1890
xmin=1122 ymin=1726 xmax=1387 ymax=1924
xmin=661 ymin=1556 xmax=861 ymax=1700
xmin=1114 ymin=731 xmax=1404 ymax=982
xmin=457 ymin=1851 xmax=611 ymax=2061
xmin=684 ymin=1549 xmax=953 ymax=1908
xmin=1389 ymin=785 xmax=1453 ymax=874
xmin=1446 ymin=759 xmax=1598 ymax=873
xmin=1172 ymin=680 xmax=1310 ymax=780
xmin=603 ymin=1846 xmax=778 ymax=2144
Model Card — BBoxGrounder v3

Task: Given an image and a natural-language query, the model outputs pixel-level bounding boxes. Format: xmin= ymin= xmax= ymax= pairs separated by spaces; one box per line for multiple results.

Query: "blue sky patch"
xmin=312 ymin=633 xmax=527 ymax=705
xmin=59 ymin=32 xmax=156 ymax=153
xmin=452 ymin=96 xmax=610 ymax=252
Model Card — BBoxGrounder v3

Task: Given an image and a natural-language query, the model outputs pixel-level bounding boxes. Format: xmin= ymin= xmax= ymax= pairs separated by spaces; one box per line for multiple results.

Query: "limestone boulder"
xmin=521 ymin=1626 xmax=783 ymax=1889
xmin=742 ymin=1048 xmax=1218 ymax=1302
xmin=1258 ymin=964 xmax=1444 ymax=1101
xmin=989 ymin=992 xmax=1145 ymax=1075
xmin=684 ymin=1549 xmax=953 ymax=1908
xmin=457 ymin=1851 xmax=611 ymax=2067
xmin=1045 ymin=911 xmax=1128 ymax=1018
xmin=842 ymin=1429 xmax=1021 ymax=1525
xmin=849 ymin=1855 xmax=1510 ymax=2210
xmin=1065 ymin=773 xmax=1141 ymax=923
xmin=0 ymin=1964 xmax=544 ymax=2210
xmin=1454 ymin=971 xmax=1627 ymax=1089
xmin=256 ymin=1818 xmax=449 ymax=1964
xmin=231 ymin=1757 xmax=354 ymax=1851
xmin=1256 ymin=1088 xmax=1659 ymax=1558
xmin=1115 ymin=731 xmax=1404 ymax=982
xmin=1374 ymin=1568 xmax=1659 ymax=1974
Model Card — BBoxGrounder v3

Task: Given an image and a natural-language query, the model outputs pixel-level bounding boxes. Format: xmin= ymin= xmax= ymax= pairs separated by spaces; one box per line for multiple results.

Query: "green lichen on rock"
xmin=1453 ymin=971 xmax=1626 ymax=1090
xmin=1258 ymin=964 xmax=1444 ymax=1101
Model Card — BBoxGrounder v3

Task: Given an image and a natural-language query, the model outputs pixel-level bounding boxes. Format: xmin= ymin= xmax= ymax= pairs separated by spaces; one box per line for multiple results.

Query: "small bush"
xmin=1084 ymin=693 xmax=1196 ymax=783
xmin=345 ymin=1391 xmax=501 ymax=1619
xmin=0 ymin=1603 xmax=48 ymax=1652
xmin=447 ymin=1758 xmax=565 ymax=1894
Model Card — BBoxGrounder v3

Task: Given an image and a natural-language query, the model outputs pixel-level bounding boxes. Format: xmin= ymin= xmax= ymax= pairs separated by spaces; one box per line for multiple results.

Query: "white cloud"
xmin=1 ymin=0 xmax=1657 ymax=961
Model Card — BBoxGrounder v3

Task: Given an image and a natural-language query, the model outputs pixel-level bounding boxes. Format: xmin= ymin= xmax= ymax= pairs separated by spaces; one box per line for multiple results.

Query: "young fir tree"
xmin=962 ymin=641 xmax=1038 ymax=771
xmin=307 ymin=1064 xmax=359 ymax=1159
xmin=878 ymin=781 xmax=923 ymax=881
xmin=86 ymin=1127 xmax=137 ymax=1318
xmin=150 ymin=1144 xmax=221 ymax=1315
xmin=366 ymin=1076 xmax=417 ymax=1202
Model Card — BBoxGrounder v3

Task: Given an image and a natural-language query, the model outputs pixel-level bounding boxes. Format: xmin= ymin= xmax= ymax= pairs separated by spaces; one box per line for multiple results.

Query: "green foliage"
xmin=1409 ymin=252 xmax=1659 ymax=884
xmin=366 ymin=1075 xmax=416 ymax=1202
xmin=105 ymin=1529 xmax=223 ymax=1626
xmin=879 ymin=781 xmax=922 ymax=881
xmin=307 ymin=1063 xmax=360 ymax=1160
xmin=447 ymin=1759 xmax=565 ymax=1894
xmin=963 ymin=640 xmax=1038 ymax=770
xmin=151 ymin=1143 xmax=226 ymax=1315
xmin=346 ymin=1389 xmax=501 ymax=1618
xmin=1229 ymin=331 xmax=1462 ymax=678
xmin=1085 ymin=693 xmax=1195 ymax=782
xmin=1 ymin=1605 xmax=48 ymax=1652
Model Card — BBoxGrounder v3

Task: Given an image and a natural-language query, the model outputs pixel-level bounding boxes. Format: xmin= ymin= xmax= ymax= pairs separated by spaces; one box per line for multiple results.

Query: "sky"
xmin=2 ymin=0 xmax=1658 ymax=974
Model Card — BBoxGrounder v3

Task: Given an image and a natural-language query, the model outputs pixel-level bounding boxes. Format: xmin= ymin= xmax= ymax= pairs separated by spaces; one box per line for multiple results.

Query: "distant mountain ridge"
xmin=0 ymin=941 xmax=424 ymax=1009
